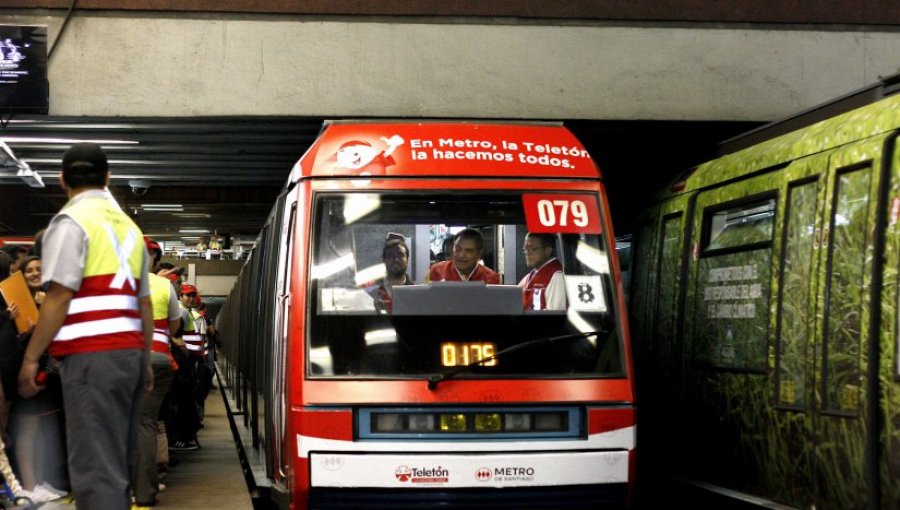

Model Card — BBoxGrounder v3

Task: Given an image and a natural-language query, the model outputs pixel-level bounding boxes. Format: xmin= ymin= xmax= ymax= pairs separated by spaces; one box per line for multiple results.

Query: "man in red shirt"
xmin=428 ymin=228 xmax=500 ymax=284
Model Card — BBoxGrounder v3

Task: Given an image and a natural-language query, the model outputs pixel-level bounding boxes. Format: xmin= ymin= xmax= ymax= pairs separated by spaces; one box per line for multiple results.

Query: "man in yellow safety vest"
xmin=133 ymin=237 xmax=180 ymax=506
xmin=18 ymin=142 xmax=153 ymax=510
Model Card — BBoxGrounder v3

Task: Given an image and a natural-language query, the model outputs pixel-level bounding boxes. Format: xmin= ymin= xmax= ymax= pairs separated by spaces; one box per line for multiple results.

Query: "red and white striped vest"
xmin=149 ymin=273 xmax=173 ymax=355
xmin=179 ymin=302 xmax=204 ymax=357
xmin=520 ymin=258 xmax=563 ymax=310
xmin=50 ymin=193 xmax=146 ymax=357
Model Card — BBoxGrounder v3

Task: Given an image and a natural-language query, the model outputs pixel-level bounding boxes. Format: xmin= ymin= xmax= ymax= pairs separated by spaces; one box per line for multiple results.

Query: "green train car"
xmin=631 ymin=74 xmax=900 ymax=509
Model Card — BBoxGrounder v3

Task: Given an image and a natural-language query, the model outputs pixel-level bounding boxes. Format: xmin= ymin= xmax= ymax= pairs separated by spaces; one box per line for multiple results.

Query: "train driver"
xmin=519 ymin=233 xmax=566 ymax=310
xmin=427 ymin=228 xmax=500 ymax=284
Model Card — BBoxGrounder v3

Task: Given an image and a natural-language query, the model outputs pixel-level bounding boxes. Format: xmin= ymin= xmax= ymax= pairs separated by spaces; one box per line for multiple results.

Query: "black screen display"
xmin=0 ymin=25 xmax=48 ymax=114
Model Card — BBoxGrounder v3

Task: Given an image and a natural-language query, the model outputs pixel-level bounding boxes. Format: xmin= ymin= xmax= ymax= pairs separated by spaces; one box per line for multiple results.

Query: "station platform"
xmin=38 ymin=374 xmax=253 ymax=510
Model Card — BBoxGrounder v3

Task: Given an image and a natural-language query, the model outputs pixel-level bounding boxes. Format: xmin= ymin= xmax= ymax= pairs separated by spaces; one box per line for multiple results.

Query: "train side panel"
xmin=631 ymin=92 xmax=900 ymax=508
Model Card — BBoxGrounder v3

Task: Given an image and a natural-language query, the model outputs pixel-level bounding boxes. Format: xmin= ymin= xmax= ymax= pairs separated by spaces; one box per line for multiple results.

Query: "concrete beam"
xmin=2 ymin=11 xmax=899 ymax=121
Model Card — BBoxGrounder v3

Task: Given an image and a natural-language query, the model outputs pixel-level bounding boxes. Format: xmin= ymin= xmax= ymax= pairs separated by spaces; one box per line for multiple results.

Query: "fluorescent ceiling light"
xmin=575 ymin=241 xmax=609 ymax=275
xmin=310 ymin=252 xmax=354 ymax=280
xmin=173 ymin=213 xmax=211 ymax=218
xmin=354 ymin=263 xmax=386 ymax=286
xmin=179 ymin=229 xmax=210 ymax=234
xmin=1 ymin=137 xmax=139 ymax=145
xmin=364 ymin=328 xmax=398 ymax=346
xmin=17 ymin=162 xmax=44 ymax=188
xmin=343 ymin=194 xmax=380 ymax=224
xmin=0 ymin=141 xmax=44 ymax=188
xmin=141 ymin=204 xmax=183 ymax=209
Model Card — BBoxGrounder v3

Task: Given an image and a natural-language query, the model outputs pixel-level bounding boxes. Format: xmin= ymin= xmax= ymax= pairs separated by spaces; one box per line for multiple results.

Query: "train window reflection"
xmin=705 ymin=198 xmax=776 ymax=251
xmin=306 ymin=192 xmax=623 ymax=379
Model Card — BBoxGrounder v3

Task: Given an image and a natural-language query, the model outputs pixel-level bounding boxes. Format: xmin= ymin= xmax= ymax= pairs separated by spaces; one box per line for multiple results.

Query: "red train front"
xmin=219 ymin=121 xmax=636 ymax=509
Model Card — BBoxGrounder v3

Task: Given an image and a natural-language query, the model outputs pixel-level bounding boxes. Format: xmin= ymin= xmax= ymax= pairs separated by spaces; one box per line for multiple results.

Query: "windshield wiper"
xmin=426 ymin=331 xmax=600 ymax=390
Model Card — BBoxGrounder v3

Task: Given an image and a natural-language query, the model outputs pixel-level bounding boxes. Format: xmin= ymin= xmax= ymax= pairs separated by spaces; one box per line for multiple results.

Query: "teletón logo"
xmin=395 ymin=466 xmax=411 ymax=482
xmin=394 ymin=465 xmax=449 ymax=484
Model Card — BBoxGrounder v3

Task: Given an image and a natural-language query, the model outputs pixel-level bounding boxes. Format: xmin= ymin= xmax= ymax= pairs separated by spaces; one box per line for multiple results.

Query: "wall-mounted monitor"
xmin=0 ymin=25 xmax=48 ymax=114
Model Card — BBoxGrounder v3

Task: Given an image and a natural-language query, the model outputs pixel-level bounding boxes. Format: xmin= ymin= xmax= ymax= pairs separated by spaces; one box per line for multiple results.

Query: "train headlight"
xmin=374 ymin=413 xmax=404 ymax=432
xmin=474 ymin=413 xmax=502 ymax=432
xmin=439 ymin=414 xmax=468 ymax=432
xmin=407 ymin=414 xmax=436 ymax=431
xmin=533 ymin=412 xmax=566 ymax=431
xmin=504 ymin=413 xmax=532 ymax=431
xmin=367 ymin=409 xmax=573 ymax=436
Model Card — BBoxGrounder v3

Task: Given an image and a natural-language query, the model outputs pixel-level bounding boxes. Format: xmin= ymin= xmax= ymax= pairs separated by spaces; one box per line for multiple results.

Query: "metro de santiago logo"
xmin=475 ymin=467 xmax=492 ymax=482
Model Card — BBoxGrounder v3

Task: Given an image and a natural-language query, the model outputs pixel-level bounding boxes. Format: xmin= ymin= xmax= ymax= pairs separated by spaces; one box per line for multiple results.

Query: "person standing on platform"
xmin=17 ymin=142 xmax=153 ymax=510
xmin=193 ymin=296 xmax=214 ymax=424
xmin=7 ymin=256 xmax=68 ymax=495
xmin=167 ymin=284 xmax=201 ymax=451
xmin=0 ymin=251 xmax=17 ymax=441
xmin=132 ymin=238 xmax=179 ymax=507
xmin=1 ymin=245 xmax=28 ymax=272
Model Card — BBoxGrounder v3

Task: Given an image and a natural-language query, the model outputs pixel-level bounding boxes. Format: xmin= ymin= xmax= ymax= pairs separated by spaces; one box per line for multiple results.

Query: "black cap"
xmin=62 ymin=142 xmax=108 ymax=173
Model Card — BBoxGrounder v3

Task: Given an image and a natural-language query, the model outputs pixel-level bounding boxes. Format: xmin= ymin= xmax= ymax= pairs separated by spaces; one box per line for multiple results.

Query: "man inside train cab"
xmin=428 ymin=228 xmax=500 ymax=283
xmin=17 ymin=142 xmax=153 ymax=510
xmin=365 ymin=233 xmax=414 ymax=312
xmin=519 ymin=233 xmax=566 ymax=310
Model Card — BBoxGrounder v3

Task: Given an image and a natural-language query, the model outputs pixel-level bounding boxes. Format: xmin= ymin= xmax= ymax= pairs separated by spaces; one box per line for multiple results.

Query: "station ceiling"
xmin=0 ymin=115 xmax=324 ymax=242
xmin=0 ymin=116 xmax=763 ymax=244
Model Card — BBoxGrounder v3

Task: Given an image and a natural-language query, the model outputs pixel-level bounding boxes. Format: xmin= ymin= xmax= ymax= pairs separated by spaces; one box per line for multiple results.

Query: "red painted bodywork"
xmin=274 ymin=123 xmax=635 ymax=509
xmin=0 ymin=237 xmax=34 ymax=248
xmin=293 ymin=122 xmax=600 ymax=180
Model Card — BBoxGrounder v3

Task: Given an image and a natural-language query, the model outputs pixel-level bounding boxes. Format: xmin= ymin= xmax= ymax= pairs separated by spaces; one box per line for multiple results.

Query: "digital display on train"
xmin=440 ymin=342 xmax=497 ymax=368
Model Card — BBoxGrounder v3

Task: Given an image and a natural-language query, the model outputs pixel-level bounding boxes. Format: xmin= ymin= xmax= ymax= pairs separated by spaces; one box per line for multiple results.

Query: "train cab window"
xmin=694 ymin=196 xmax=775 ymax=372
xmin=306 ymin=192 xmax=623 ymax=380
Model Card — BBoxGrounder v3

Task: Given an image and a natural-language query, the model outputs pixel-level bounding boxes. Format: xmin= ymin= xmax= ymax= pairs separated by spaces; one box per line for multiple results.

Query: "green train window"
xmin=775 ymin=180 xmax=818 ymax=409
xmin=654 ymin=214 xmax=683 ymax=360
xmin=694 ymin=196 xmax=775 ymax=372
xmin=823 ymin=166 xmax=871 ymax=414
xmin=705 ymin=198 xmax=776 ymax=252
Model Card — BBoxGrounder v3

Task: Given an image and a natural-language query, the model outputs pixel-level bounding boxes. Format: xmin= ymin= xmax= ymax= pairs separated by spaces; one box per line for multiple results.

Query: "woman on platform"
xmin=8 ymin=256 xmax=69 ymax=493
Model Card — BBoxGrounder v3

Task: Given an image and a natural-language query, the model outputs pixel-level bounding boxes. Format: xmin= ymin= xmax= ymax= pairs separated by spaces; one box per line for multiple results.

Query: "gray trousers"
xmin=133 ymin=352 xmax=173 ymax=504
xmin=59 ymin=349 xmax=146 ymax=510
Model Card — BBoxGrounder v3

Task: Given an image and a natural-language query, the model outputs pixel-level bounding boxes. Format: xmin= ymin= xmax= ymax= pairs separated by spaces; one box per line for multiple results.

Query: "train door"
xmin=767 ymin=155 xmax=826 ymax=506
xmin=630 ymin=194 xmax=692 ymax=490
xmin=251 ymin=192 xmax=288 ymax=477
xmin=272 ymin=192 xmax=298 ymax=484
xmin=879 ymin=133 xmax=900 ymax=508
xmin=811 ymin=135 xmax=891 ymax=509
xmin=682 ymin=171 xmax=780 ymax=495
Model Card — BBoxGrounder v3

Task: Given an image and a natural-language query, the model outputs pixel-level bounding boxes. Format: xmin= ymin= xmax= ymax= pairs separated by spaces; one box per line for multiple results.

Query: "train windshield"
xmin=307 ymin=192 xmax=624 ymax=379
